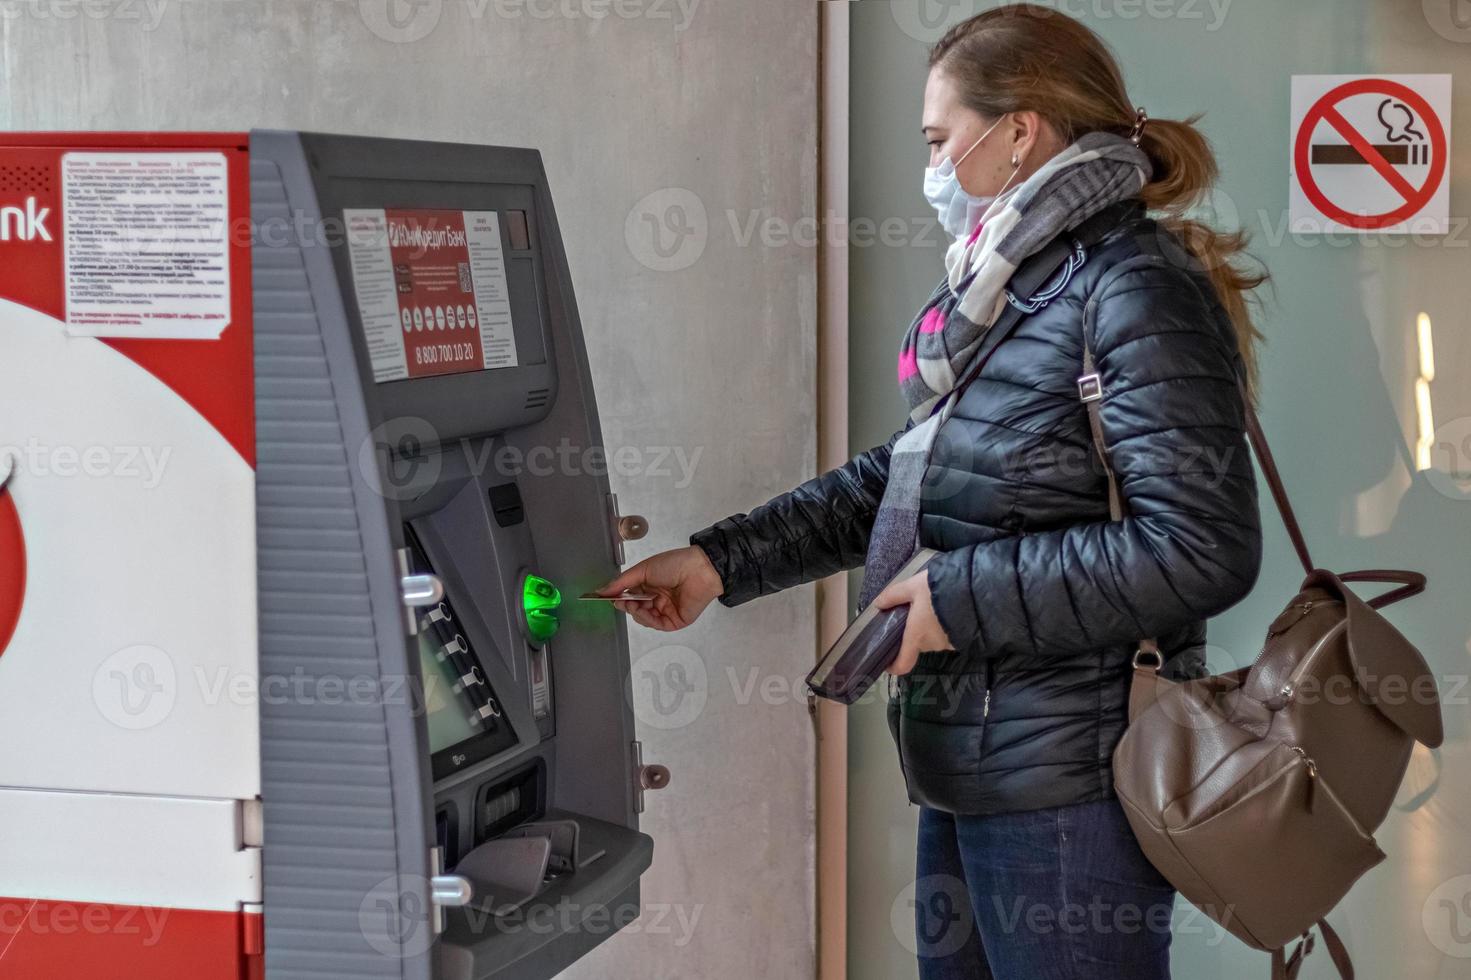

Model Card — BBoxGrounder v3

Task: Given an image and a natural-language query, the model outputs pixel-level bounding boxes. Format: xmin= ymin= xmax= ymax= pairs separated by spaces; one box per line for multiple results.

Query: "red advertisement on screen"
xmin=345 ymin=206 xmax=516 ymax=384
xmin=384 ymin=209 xmax=487 ymax=379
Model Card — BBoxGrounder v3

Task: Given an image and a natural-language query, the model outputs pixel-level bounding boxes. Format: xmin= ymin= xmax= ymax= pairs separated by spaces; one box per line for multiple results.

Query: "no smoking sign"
xmin=1290 ymin=74 xmax=1452 ymax=234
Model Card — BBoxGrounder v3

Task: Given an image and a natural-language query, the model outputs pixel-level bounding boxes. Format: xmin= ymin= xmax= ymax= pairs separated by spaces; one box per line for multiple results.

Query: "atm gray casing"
xmin=250 ymin=130 xmax=652 ymax=980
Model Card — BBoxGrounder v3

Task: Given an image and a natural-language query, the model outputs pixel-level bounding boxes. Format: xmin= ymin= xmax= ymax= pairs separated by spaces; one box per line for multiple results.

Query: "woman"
xmin=598 ymin=6 xmax=1266 ymax=978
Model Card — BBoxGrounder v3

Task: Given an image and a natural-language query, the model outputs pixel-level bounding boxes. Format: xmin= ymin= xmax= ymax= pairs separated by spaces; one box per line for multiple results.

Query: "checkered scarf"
xmin=857 ymin=132 xmax=1151 ymax=611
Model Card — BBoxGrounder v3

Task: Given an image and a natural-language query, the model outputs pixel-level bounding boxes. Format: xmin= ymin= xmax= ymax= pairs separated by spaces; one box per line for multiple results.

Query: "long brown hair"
xmin=929 ymin=4 xmax=1267 ymax=403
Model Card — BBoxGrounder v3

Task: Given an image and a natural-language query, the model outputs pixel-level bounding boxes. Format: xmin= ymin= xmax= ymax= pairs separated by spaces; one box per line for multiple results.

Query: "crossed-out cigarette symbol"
xmin=1311 ymin=98 xmax=1431 ymax=167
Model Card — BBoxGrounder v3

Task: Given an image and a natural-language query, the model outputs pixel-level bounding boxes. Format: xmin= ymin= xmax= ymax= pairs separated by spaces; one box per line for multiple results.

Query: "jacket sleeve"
xmin=924 ymin=255 xmax=1264 ymax=658
xmin=689 ymin=422 xmax=909 ymax=607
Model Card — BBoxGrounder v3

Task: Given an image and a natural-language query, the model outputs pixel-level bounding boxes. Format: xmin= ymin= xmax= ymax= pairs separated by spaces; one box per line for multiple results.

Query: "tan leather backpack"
xmin=1079 ymin=342 xmax=1444 ymax=980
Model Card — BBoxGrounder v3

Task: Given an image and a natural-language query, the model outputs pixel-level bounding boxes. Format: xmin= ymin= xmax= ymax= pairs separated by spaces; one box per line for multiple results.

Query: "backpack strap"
xmin=1078 ymin=310 xmax=1428 ymax=682
xmin=1229 ymin=376 xmax=1423 ymax=610
xmin=1271 ymin=918 xmax=1354 ymax=980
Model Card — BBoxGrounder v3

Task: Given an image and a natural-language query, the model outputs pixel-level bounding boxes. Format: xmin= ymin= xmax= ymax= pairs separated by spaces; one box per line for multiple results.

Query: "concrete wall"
xmin=0 ymin=2 xmax=818 ymax=976
xmin=849 ymin=3 xmax=1471 ymax=979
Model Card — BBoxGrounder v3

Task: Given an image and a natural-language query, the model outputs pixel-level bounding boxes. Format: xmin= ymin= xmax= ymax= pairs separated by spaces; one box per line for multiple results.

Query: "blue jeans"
xmin=913 ymin=796 xmax=1175 ymax=980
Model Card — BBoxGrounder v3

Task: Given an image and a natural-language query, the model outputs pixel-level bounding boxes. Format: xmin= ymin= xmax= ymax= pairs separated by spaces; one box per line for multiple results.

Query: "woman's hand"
xmin=593 ymin=545 xmax=726 ymax=632
xmin=873 ymin=568 xmax=957 ymax=676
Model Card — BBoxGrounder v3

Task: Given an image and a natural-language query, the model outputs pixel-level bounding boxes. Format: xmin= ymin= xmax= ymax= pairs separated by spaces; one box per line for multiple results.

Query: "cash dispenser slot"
xmin=454 ymin=815 xmax=607 ymax=917
xmin=436 ymin=810 xmax=654 ymax=979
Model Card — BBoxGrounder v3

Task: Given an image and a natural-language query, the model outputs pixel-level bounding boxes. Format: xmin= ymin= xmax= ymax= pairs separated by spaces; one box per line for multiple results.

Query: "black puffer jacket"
xmin=690 ymin=199 xmax=1263 ymax=815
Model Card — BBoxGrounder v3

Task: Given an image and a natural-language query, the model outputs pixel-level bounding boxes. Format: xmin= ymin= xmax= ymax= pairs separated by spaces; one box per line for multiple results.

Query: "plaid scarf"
xmin=857 ymin=132 xmax=1151 ymax=612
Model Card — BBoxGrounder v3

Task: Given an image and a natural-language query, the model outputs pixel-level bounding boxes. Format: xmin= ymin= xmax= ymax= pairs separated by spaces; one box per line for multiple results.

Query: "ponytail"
xmin=1137 ymin=116 xmax=1268 ymax=409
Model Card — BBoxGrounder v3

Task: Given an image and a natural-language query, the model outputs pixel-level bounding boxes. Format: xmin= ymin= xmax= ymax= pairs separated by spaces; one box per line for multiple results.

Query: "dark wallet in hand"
xmin=805 ymin=548 xmax=940 ymax=705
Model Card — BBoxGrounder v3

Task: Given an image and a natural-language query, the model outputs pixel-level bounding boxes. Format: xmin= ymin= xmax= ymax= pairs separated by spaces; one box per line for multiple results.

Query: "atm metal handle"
xmin=429 ymin=846 xmax=472 ymax=936
xmin=401 ymin=573 xmax=444 ymax=606
xmin=397 ymin=546 xmax=445 ymax=636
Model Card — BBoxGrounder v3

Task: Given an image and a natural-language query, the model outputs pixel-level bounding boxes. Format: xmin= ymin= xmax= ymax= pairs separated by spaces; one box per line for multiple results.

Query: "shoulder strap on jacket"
xmin=1078 ymin=332 xmax=1163 ymax=666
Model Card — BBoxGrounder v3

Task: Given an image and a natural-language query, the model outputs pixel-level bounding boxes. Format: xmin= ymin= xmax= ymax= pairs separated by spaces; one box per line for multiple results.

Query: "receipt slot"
xmin=0 ymin=130 xmax=658 ymax=980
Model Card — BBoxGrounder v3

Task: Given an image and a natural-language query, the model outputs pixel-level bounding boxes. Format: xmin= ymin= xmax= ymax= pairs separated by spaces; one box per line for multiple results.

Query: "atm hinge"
xmin=239 ymin=798 xmax=264 ymax=848
xmin=241 ymin=902 xmax=264 ymax=957
xmin=631 ymin=740 xmax=671 ymax=814
xmin=605 ymin=493 xmax=626 ymax=565
xmin=605 ymin=493 xmax=650 ymax=566
xmin=237 ymin=799 xmax=264 ymax=911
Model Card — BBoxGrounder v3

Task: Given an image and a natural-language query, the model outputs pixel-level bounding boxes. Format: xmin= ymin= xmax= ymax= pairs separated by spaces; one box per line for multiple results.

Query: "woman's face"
xmin=922 ymin=66 xmax=1057 ymax=197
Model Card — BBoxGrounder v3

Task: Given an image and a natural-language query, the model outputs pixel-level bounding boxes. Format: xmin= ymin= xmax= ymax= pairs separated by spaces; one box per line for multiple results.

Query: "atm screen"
xmin=344 ymin=207 xmax=520 ymax=383
xmin=404 ymin=527 xmax=519 ymax=778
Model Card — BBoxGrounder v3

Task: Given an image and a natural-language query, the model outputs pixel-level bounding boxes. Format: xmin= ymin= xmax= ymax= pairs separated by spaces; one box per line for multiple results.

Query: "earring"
xmin=1011 ymin=154 xmax=1019 ymax=167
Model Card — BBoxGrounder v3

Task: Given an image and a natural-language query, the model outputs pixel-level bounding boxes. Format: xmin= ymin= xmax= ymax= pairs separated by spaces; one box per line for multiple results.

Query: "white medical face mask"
xmin=923 ymin=115 xmax=1014 ymax=240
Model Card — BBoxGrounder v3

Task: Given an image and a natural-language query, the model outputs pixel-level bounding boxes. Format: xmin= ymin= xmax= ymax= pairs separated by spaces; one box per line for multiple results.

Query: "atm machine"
xmin=0 ymin=130 xmax=662 ymax=980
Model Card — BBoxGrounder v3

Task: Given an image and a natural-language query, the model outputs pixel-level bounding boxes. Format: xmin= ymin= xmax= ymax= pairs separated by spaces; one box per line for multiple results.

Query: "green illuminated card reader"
xmin=519 ymin=572 xmax=561 ymax=646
